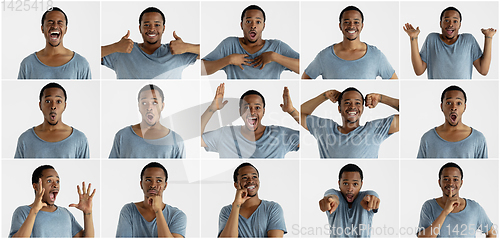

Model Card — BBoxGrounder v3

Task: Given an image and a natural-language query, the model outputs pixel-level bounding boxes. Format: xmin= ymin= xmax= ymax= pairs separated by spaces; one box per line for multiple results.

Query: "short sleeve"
xmin=417 ymin=135 xmax=427 ymax=158
xmin=180 ymin=52 xmax=198 ymax=67
xmin=102 ymin=54 xmax=116 ymax=70
xmin=376 ymin=50 xmax=395 ymax=79
xmin=9 ymin=207 xmax=29 ymax=237
xmin=282 ymin=127 xmax=299 ymax=152
xmin=417 ymin=201 xmax=433 ymax=236
xmin=419 ymin=34 xmax=430 ymax=64
xmin=14 ymin=135 xmax=25 ymax=158
xmin=304 ymin=51 xmax=323 ymax=79
xmin=80 ymin=57 xmax=92 ymax=79
xmin=109 ymin=132 xmax=121 ymax=158
xmin=476 ymin=203 xmax=493 ymax=234
xmin=116 ymin=204 xmax=134 ymax=237
xmin=202 ymin=128 xmax=222 ymax=152
xmin=267 ymin=203 xmax=287 ymax=234
xmin=218 ymin=206 xmax=231 ymax=237
xmin=273 ymin=41 xmax=299 ymax=72
xmin=470 ymin=35 xmax=483 ymax=62
xmin=203 ymin=38 xmax=230 ymax=62
xmin=67 ymin=209 xmax=83 ymax=237
xmin=17 ymin=59 xmax=27 ymax=79
xmin=475 ymin=131 xmax=488 ymax=158
xmin=323 ymin=189 xmax=341 ymax=217
xmin=370 ymin=115 xmax=394 ymax=140
xmin=79 ymin=134 xmax=90 ymax=158
xmin=306 ymin=115 xmax=332 ymax=139
xmin=167 ymin=209 xmax=187 ymax=237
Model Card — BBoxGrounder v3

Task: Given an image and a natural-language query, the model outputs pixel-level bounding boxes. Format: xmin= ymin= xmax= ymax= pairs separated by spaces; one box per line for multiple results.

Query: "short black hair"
xmin=338 ymin=163 xmax=363 ymax=181
xmin=233 ymin=162 xmax=259 ymax=183
xmin=441 ymin=85 xmax=466 ymax=103
xmin=339 ymin=6 xmax=364 ymax=23
xmin=241 ymin=5 xmax=266 ymax=22
xmin=440 ymin=6 xmax=462 ymax=22
xmin=239 ymin=90 xmax=266 ymax=108
xmin=438 ymin=162 xmax=463 ymax=180
xmin=140 ymin=162 xmax=168 ymax=181
xmin=139 ymin=7 xmax=166 ymax=25
xmin=338 ymin=87 xmax=364 ymax=105
xmin=41 ymin=7 xmax=68 ymax=26
xmin=39 ymin=82 xmax=67 ymax=102
xmin=32 ymin=165 xmax=55 ymax=184
xmin=138 ymin=84 xmax=165 ymax=103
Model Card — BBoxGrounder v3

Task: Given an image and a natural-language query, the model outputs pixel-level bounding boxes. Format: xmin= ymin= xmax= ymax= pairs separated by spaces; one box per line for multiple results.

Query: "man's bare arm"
xmin=12 ymin=179 xmax=47 ymax=238
xmin=201 ymin=54 xmax=251 ymax=76
xmin=169 ymin=31 xmax=200 ymax=59
xmin=486 ymin=224 xmax=497 ymax=238
xmin=101 ymin=30 xmax=134 ymax=59
xmin=201 ymin=83 xmax=227 ymax=147
xmin=300 ymin=90 xmax=340 ymax=131
xmin=251 ymin=52 xmax=299 ymax=74
xmin=301 ymin=72 xmax=312 ymax=79
xmin=365 ymin=93 xmax=399 ymax=134
xmin=473 ymin=28 xmax=497 ymax=76
xmin=267 ymin=230 xmax=284 ymax=238
xmin=390 ymin=72 xmax=398 ymax=79
xmin=403 ymin=23 xmax=427 ymax=76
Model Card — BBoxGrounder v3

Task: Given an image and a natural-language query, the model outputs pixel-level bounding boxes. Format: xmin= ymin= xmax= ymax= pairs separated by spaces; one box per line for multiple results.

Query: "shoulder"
xmin=324 ymin=188 xmax=340 ymax=197
xmin=20 ymin=53 xmax=37 ymax=64
xmin=319 ymin=45 xmax=334 ymax=55
xmin=57 ymin=206 xmax=75 ymax=216
xmin=471 ymin=128 xmax=486 ymax=140
xmin=422 ymin=199 xmax=437 ymax=208
xmin=465 ymin=198 xmax=483 ymax=209
xmin=165 ymin=204 xmax=186 ymax=217
xmin=366 ymin=44 xmax=381 ymax=52
xmin=13 ymin=205 xmax=31 ymax=214
xmin=72 ymin=52 xmax=90 ymax=64
xmin=71 ymin=128 xmax=88 ymax=139
xmin=366 ymin=115 xmax=394 ymax=125
xmin=221 ymin=37 xmax=239 ymax=44
xmin=169 ymin=129 xmax=184 ymax=140
xmin=18 ymin=128 xmax=35 ymax=139
xmin=460 ymin=33 xmax=476 ymax=40
xmin=421 ymin=128 xmax=436 ymax=139
xmin=262 ymin=200 xmax=283 ymax=211
xmin=270 ymin=125 xmax=297 ymax=133
xmin=220 ymin=204 xmax=233 ymax=214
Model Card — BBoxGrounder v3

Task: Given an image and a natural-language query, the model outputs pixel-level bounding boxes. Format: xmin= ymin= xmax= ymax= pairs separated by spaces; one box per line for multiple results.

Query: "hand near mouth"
xmin=114 ymin=30 xmax=134 ymax=54
xmin=32 ymin=178 xmax=48 ymax=213
xmin=443 ymin=188 xmax=460 ymax=214
xmin=360 ymin=195 xmax=380 ymax=212
xmin=365 ymin=93 xmax=381 ymax=109
xmin=228 ymin=53 xmax=252 ymax=70
xmin=147 ymin=187 xmax=163 ymax=213
xmin=403 ymin=23 xmax=420 ymax=39
xmin=69 ymin=181 xmax=96 ymax=215
xmin=251 ymin=51 xmax=275 ymax=70
xmin=233 ymin=180 xmax=251 ymax=206
xmin=481 ymin=28 xmax=497 ymax=38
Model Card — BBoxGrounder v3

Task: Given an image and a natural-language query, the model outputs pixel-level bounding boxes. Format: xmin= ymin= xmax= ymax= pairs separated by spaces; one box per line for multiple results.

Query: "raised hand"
xmin=32 ymin=178 xmax=48 ymax=212
xmin=481 ymin=28 xmax=497 ymax=38
xmin=233 ymin=180 xmax=251 ymax=207
xmin=323 ymin=90 xmax=341 ymax=103
xmin=280 ymin=87 xmax=295 ymax=113
xmin=115 ymin=30 xmax=134 ymax=53
xmin=365 ymin=93 xmax=381 ymax=108
xmin=210 ymin=83 xmax=228 ymax=112
xmin=360 ymin=195 xmax=380 ymax=211
xmin=319 ymin=195 xmax=339 ymax=214
xmin=403 ymin=23 xmax=420 ymax=39
xmin=251 ymin=51 xmax=275 ymax=70
xmin=169 ymin=31 xmax=188 ymax=55
xmin=69 ymin=182 xmax=96 ymax=215
xmin=443 ymin=188 xmax=460 ymax=214
xmin=228 ymin=54 xmax=251 ymax=70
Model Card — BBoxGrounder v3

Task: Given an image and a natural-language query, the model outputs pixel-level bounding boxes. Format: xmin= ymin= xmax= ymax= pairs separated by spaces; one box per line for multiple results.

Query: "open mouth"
xmin=347 ymin=29 xmax=356 ymax=34
xmin=249 ymin=31 xmax=257 ymax=39
xmin=246 ymin=117 xmax=257 ymax=126
xmin=446 ymin=29 xmax=454 ymax=35
xmin=49 ymin=112 xmax=57 ymax=121
xmin=49 ymin=191 xmax=58 ymax=201
xmin=450 ymin=113 xmax=457 ymax=123
xmin=147 ymin=32 xmax=157 ymax=38
xmin=49 ymin=30 xmax=60 ymax=41
xmin=345 ymin=193 xmax=354 ymax=202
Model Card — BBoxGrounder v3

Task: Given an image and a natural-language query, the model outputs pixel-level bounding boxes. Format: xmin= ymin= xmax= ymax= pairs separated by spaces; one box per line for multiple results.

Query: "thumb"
xmin=280 ymin=104 xmax=284 ymax=108
xmin=173 ymin=31 xmax=180 ymax=40
xmin=123 ymin=30 xmax=130 ymax=39
xmin=416 ymin=27 xmax=420 ymax=31
xmin=69 ymin=203 xmax=77 ymax=208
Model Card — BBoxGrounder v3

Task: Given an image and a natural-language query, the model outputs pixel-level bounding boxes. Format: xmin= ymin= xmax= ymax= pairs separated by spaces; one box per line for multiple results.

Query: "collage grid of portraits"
xmin=1 ymin=0 xmax=500 ymax=238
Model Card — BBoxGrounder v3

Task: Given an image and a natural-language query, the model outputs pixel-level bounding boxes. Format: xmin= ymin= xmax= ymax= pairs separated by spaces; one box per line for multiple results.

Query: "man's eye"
xmin=246 ymin=20 xmax=251 ymax=24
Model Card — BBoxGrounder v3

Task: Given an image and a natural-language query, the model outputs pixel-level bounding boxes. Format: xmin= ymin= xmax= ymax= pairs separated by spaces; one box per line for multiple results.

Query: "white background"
xmin=2 ymin=160 xmax=101 ymax=236
xmin=1 ymin=1 xmax=101 ymax=79
xmin=200 ymin=1 xmax=300 ymax=79
xmin=100 ymin=1 xmax=200 ymax=80
xmin=400 ymin=1 xmax=499 ymax=79
xmin=301 ymin=1 xmax=400 ymax=79
xmin=400 ymin=81 xmax=499 ymax=158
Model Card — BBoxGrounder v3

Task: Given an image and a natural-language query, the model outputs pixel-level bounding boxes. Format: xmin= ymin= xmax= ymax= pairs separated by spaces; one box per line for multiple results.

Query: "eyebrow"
xmin=344 ymin=18 xmax=361 ymax=21
xmin=246 ymin=17 xmax=263 ymax=20
xmin=242 ymin=102 xmax=262 ymax=106
xmin=143 ymin=20 xmax=162 ymax=23
xmin=44 ymin=95 xmax=63 ymax=99
xmin=241 ymin=173 xmax=258 ymax=177
xmin=140 ymin=97 xmax=158 ymax=100
xmin=45 ymin=175 xmax=59 ymax=179
xmin=343 ymin=98 xmax=362 ymax=101
xmin=342 ymin=179 xmax=359 ymax=181
xmin=445 ymin=97 xmax=463 ymax=100
xmin=144 ymin=176 xmax=164 ymax=179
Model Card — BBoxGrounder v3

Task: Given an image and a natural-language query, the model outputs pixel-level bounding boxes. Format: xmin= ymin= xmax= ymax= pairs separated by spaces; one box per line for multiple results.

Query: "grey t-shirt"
xmin=102 ymin=42 xmax=197 ymax=79
xmin=417 ymin=127 xmax=488 ymax=158
xmin=306 ymin=115 xmax=395 ymax=158
xmin=304 ymin=44 xmax=395 ymax=79
xmin=324 ymin=189 xmax=379 ymax=238
xmin=202 ymin=125 xmax=299 ymax=158
xmin=116 ymin=202 xmax=187 ymax=238
xmin=417 ymin=198 xmax=493 ymax=237
xmin=18 ymin=52 xmax=91 ymax=79
xmin=109 ymin=126 xmax=185 ymax=158
xmin=218 ymin=200 xmax=287 ymax=237
xmin=203 ymin=37 xmax=299 ymax=79
xmin=420 ymin=33 xmax=482 ymax=79
xmin=15 ymin=127 xmax=89 ymax=158
xmin=9 ymin=205 xmax=83 ymax=237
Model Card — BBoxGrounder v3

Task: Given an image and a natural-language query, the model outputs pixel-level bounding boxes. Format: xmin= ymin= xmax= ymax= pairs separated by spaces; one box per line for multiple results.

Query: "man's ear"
xmin=39 ymin=101 xmax=42 ymax=111
xmin=41 ymin=25 xmax=44 ymax=33
xmin=33 ymin=182 xmax=38 ymax=192
xmin=464 ymin=103 xmax=466 ymax=112
xmin=338 ymin=104 xmax=341 ymax=113
xmin=140 ymin=180 xmax=143 ymax=190
xmin=440 ymin=102 xmax=444 ymax=112
xmin=240 ymin=21 xmax=243 ymax=30
xmin=360 ymin=181 xmax=363 ymax=190
xmin=161 ymin=102 xmax=165 ymax=111
xmin=262 ymin=22 xmax=265 ymax=31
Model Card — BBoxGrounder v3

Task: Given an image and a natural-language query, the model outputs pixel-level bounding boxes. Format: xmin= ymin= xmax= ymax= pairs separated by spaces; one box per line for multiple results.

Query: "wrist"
xmin=288 ymin=108 xmax=296 ymax=114
xmin=83 ymin=211 xmax=92 ymax=215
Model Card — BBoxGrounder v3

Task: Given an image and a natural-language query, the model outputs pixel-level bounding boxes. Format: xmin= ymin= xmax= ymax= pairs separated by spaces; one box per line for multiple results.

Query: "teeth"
xmin=348 ymin=30 xmax=355 ymax=33
xmin=348 ymin=112 xmax=357 ymax=115
xmin=247 ymin=186 xmax=255 ymax=189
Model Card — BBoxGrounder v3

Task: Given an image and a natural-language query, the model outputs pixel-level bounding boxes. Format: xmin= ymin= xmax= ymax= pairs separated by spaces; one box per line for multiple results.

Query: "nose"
xmin=50 ymin=101 xmax=56 ymax=110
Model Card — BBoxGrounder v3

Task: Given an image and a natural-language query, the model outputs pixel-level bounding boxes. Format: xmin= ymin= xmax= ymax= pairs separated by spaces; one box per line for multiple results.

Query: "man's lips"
xmin=249 ymin=31 xmax=257 ymax=38
xmin=49 ymin=190 xmax=58 ymax=201
xmin=146 ymin=32 xmax=158 ymax=38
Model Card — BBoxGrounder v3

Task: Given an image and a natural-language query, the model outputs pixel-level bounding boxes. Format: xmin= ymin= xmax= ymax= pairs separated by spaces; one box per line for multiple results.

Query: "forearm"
xmin=418 ymin=211 xmax=448 ymax=238
xmin=273 ymin=53 xmax=299 ymax=74
xmin=380 ymin=94 xmax=399 ymax=111
xmin=409 ymin=37 xmax=426 ymax=76
xmin=186 ymin=43 xmax=200 ymax=59
xmin=12 ymin=210 xmax=38 ymax=237
xmin=219 ymin=204 xmax=240 ymax=237
xmin=82 ymin=212 xmax=94 ymax=237
xmin=201 ymin=106 xmax=217 ymax=135
xmin=101 ymin=44 xmax=118 ymax=58
xmin=156 ymin=211 xmax=174 ymax=238
xmin=301 ymin=92 xmax=328 ymax=116
xmin=478 ymin=37 xmax=493 ymax=75
xmin=287 ymin=107 xmax=300 ymax=124
xmin=201 ymin=57 xmax=231 ymax=76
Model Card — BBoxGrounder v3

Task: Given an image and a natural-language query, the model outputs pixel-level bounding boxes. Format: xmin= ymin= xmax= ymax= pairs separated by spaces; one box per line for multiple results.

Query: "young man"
xmin=202 ymin=5 xmax=299 ymax=79
xmin=9 ymin=165 xmax=95 ymax=237
xmin=201 ymin=83 xmax=299 ymax=158
xmin=101 ymin=7 xmax=199 ymax=79
xmin=417 ymin=162 xmax=496 ymax=237
xmin=404 ymin=6 xmax=496 ymax=79
xmin=109 ymin=84 xmax=185 ymax=158
xmin=303 ymin=6 xmax=397 ymax=79
xmin=18 ymin=7 xmax=91 ymax=79
xmin=116 ymin=162 xmax=186 ymax=237
xmin=417 ymin=85 xmax=487 ymax=158
xmin=301 ymin=87 xmax=399 ymax=158
xmin=219 ymin=163 xmax=286 ymax=237
xmin=319 ymin=164 xmax=380 ymax=237
xmin=15 ymin=82 xmax=89 ymax=158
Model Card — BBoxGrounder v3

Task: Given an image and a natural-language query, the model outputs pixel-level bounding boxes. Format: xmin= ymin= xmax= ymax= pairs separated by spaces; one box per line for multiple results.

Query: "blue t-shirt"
xmin=116 ymin=202 xmax=187 ymax=238
xmin=417 ymin=127 xmax=488 ymax=158
xmin=18 ymin=52 xmax=91 ymax=79
xmin=420 ymin=33 xmax=482 ymax=79
xmin=218 ymin=200 xmax=287 ymax=237
xmin=202 ymin=125 xmax=299 ymax=158
xmin=109 ymin=126 xmax=185 ymax=158
xmin=324 ymin=189 xmax=379 ymax=238
xmin=306 ymin=115 xmax=394 ymax=158
xmin=202 ymin=37 xmax=299 ymax=79
xmin=304 ymin=44 xmax=395 ymax=79
xmin=14 ymin=127 xmax=89 ymax=158
xmin=9 ymin=205 xmax=83 ymax=237
xmin=417 ymin=198 xmax=493 ymax=237
xmin=102 ymin=42 xmax=197 ymax=79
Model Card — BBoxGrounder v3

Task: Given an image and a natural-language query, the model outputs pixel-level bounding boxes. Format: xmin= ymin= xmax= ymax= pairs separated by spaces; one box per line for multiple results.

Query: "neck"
xmin=340 ymin=119 xmax=360 ymax=133
xmin=241 ymin=37 xmax=265 ymax=47
xmin=140 ymin=41 xmax=162 ymax=53
xmin=440 ymin=121 xmax=466 ymax=131
xmin=142 ymin=198 xmax=164 ymax=210
xmin=42 ymin=43 xmax=66 ymax=55
xmin=40 ymin=121 xmax=66 ymax=131
xmin=240 ymin=124 xmax=265 ymax=139
xmin=439 ymin=34 xmax=459 ymax=45
xmin=340 ymin=38 xmax=363 ymax=49
xmin=241 ymin=195 xmax=261 ymax=208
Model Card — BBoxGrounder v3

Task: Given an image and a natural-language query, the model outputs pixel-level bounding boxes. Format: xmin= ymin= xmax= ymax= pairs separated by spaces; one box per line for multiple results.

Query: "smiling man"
xmin=18 ymin=7 xmax=91 ymax=79
xmin=201 ymin=83 xmax=299 ymax=158
xmin=202 ymin=5 xmax=299 ymax=79
xmin=109 ymin=84 xmax=185 ymax=158
xmin=417 ymin=162 xmax=496 ymax=237
xmin=319 ymin=164 xmax=379 ymax=237
xmin=303 ymin=6 xmax=397 ymax=79
xmin=116 ymin=162 xmax=186 ymax=237
xmin=404 ymin=6 xmax=497 ymax=79
xmin=417 ymin=85 xmax=487 ymax=158
xmin=101 ymin=7 xmax=199 ymax=79
xmin=301 ymin=87 xmax=399 ymax=158
xmin=9 ymin=165 xmax=95 ymax=237
xmin=219 ymin=162 xmax=286 ymax=237
xmin=15 ymin=82 xmax=89 ymax=158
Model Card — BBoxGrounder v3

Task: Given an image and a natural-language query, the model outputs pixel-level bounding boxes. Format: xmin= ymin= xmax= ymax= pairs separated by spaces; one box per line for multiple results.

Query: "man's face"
xmin=138 ymin=89 xmax=164 ymax=127
xmin=39 ymin=88 xmax=66 ymax=126
xmin=240 ymin=9 xmax=265 ymax=43
xmin=41 ymin=11 xmax=67 ymax=47
xmin=338 ymin=90 xmax=364 ymax=124
xmin=440 ymin=10 xmax=461 ymax=40
xmin=140 ymin=167 xmax=167 ymax=197
xmin=139 ymin=12 xmax=165 ymax=45
xmin=234 ymin=166 xmax=259 ymax=197
xmin=439 ymin=167 xmax=462 ymax=197
xmin=339 ymin=10 xmax=363 ymax=41
xmin=240 ymin=94 xmax=265 ymax=132
xmin=32 ymin=168 xmax=60 ymax=205
xmin=338 ymin=171 xmax=362 ymax=203
xmin=441 ymin=90 xmax=466 ymax=127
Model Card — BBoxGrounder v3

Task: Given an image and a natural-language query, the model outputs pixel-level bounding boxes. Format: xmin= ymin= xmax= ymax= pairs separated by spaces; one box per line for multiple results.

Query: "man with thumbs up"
xmin=101 ymin=7 xmax=200 ymax=79
xmin=319 ymin=164 xmax=380 ymax=237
